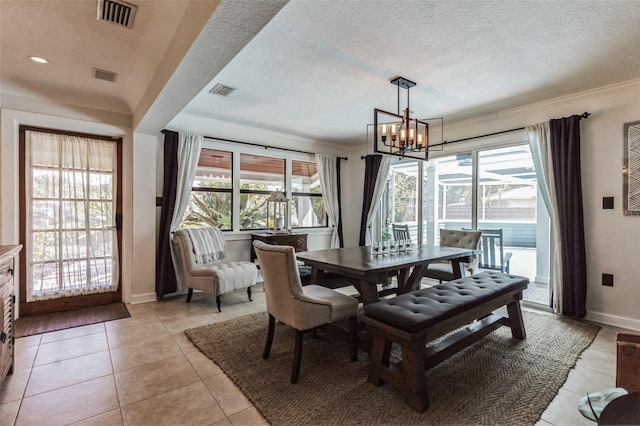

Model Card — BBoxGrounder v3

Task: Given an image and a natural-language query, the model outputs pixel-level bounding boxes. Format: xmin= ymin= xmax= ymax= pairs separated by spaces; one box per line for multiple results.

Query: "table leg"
xmin=397 ymin=265 xmax=426 ymax=294
xmin=359 ymin=280 xmax=380 ymax=305
xmin=451 ymin=259 xmax=465 ymax=279
xmin=310 ymin=266 xmax=319 ymax=284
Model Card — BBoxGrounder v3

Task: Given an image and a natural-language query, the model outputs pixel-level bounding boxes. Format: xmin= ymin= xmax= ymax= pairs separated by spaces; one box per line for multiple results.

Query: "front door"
xmin=19 ymin=126 xmax=122 ymax=315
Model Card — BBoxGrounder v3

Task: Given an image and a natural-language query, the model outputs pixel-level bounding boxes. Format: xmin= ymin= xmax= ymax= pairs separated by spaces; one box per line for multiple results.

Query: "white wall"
xmin=130 ymin=133 xmax=159 ymax=304
xmin=341 ymin=79 xmax=640 ymax=331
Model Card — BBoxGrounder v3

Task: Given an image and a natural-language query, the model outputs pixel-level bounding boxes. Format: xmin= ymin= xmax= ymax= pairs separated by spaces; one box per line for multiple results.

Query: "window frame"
xmin=184 ymin=148 xmax=234 ymax=230
xmin=290 ymin=159 xmax=327 ymax=229
xmin=183 ymin=138 xmax=330 ymax=232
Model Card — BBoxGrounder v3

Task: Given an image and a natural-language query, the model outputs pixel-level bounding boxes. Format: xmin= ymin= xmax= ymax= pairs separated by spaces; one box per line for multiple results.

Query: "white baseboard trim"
xmin=586 ymin=310 xmax=640 ymax=332
xmin=130 ymin=292 xmax=157 ymax=305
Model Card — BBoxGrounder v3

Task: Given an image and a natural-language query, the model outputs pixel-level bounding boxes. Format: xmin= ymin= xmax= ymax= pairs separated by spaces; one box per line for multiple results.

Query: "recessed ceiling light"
xmin=29 ymin=56 xmax=49 ymax=64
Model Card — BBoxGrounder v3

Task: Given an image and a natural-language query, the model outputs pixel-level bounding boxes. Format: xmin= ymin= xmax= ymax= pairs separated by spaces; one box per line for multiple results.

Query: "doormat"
xmin=15 ymin=302 xmax=130 ymax=338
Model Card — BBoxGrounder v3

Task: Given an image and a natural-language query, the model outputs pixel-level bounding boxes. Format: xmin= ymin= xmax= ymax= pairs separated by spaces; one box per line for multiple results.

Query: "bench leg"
xmin=247 ymin=287 xmax=252 ymax=302
xmin=216 ymin=295 xmax=222 ymax=312
xmin=402 ymin=341 xmax=430 ymax=413
xmin=507 ymin=299 xmax=526 ymax=339
xmin=368 ymin=332 xmax=392 ymax=386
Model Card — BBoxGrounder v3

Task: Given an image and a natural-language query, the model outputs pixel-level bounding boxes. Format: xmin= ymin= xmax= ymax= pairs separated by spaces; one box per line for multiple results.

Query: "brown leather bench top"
xmin=363 ymin=272 xmax=529 ymax=334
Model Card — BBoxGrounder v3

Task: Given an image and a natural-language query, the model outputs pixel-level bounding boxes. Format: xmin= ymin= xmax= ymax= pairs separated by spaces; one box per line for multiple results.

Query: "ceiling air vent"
xmin=97 ymin=0 xmax=137 ymax=29
xmin=93 ymin=68 xmax=118 ymax=83
xmin=209 ymin=84 xmax=236 ymax=97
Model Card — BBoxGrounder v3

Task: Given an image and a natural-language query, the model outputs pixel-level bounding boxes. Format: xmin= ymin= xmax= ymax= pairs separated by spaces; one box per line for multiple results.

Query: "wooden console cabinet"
xmin=0 ymin=245 xmax=21 ymax=385
xmin=250 ymin=232 xmax=308 ymax=262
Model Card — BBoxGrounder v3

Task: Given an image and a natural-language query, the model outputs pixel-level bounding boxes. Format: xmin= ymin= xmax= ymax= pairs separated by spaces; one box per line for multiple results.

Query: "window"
xmin=179 ymin=141 xmax=330 ymax=232
xmin=239 ymin=154 xmax=285 ymax=230
xmin=182 ymin=149 xmax=232 ymax=230
xmin=291 ymin=160 xmax=327 ymax=227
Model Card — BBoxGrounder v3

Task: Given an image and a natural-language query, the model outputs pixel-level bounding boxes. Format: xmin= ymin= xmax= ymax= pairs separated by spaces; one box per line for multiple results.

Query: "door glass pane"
xmin=382 ymin=160 xmax=419 ymax=241
xmin=477 ymin=145 xmax=547 ymax=304
xmin=422 ymin=154 xmax=473 ymax=245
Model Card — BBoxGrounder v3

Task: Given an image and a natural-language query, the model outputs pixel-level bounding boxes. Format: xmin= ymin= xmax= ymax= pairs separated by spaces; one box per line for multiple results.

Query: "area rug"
xmin=185 ymin=310 xmax=600 ymax=425
xmin=15 ymin=302 xmax=130 ymax=337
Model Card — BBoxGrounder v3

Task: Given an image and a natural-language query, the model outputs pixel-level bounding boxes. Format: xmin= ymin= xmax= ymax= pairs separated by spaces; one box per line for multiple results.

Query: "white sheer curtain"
xmin=315 ymin=154 xmax=340 ymax=248
xmin=169 ymin=132 xmax=203 ymax=289
xmin=527 ymin=123 xmax=563 ymax=312
xmin=26 ymin=131 xmax=118 ymax=301
xmin=365 ymin=155 xmax=391 ymax=245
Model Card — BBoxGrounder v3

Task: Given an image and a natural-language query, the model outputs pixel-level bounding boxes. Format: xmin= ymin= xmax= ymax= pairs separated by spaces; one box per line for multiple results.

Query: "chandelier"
xmin=373 ymin=76 xmax=443 ymax=161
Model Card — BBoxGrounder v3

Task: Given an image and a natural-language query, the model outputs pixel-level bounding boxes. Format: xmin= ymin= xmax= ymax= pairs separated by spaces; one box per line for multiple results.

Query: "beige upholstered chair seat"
xmin=253 ymin=240 xmax=359 ymax=383
xmin=423 ymin=229 xmax=482 ymax=283
xmin=174 ymin=227 xmax=257 ymax=311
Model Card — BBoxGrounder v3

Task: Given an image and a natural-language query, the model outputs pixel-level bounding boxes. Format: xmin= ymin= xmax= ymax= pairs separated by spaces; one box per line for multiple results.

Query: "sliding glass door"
xmin=378 ymin=143 xmax=551 ymax=305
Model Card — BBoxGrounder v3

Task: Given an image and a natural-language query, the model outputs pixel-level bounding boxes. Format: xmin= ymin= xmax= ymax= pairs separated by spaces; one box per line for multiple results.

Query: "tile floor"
xmin=0 ymin=283 xmax=632 ymax=426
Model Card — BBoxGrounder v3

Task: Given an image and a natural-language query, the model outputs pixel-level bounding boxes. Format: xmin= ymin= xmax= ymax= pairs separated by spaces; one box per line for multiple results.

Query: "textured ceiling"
xmin=181 ymin=0 xmax=640 ymax=145
xmin=1 ymin=0 xmax=640 ymax=143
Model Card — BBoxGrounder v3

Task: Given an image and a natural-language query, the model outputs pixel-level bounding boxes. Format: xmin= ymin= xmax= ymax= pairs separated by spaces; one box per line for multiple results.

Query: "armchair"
xmin=173 ymin=227 xmax=257 ymax=311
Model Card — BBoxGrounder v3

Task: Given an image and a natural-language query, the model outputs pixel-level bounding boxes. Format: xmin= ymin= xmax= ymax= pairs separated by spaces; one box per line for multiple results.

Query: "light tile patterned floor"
xmin=0 ymin=284 xmax=631 ymax=425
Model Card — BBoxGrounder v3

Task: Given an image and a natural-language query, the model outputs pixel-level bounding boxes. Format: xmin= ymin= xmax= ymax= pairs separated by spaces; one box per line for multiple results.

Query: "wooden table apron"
xmin=295 ymin=245 xmax=477 ymax=305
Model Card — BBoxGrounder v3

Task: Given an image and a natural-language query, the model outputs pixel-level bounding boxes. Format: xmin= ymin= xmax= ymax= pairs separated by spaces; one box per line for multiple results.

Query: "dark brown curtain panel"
xmin=359 ymin=154 xmax=384 ymax=246
xmin=155 ymin=130 xmax=179 ymax=299
xmin=336 ymin=159 xmax=345 ymax=248
xmin=550 ymin=115 xmax=587 ymax=318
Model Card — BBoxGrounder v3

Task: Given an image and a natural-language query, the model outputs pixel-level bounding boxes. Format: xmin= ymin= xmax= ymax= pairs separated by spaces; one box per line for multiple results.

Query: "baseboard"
xmin=586 ymin=311 xmax=640 ymax=332
xmin=129 ymin=292 xmax=157 ymax=305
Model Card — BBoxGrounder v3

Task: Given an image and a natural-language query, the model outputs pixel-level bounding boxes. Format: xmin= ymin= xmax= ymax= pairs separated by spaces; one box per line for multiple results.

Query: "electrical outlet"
xmin=602 ymin=273 xmax=614 ymax=287
xmin=603 ymin=197 xmax=614 ymax=209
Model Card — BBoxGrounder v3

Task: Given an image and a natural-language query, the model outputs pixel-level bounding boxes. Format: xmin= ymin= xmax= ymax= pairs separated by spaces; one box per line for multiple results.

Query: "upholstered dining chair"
xmin=423 ymin=229 xmax=482 ymax=283
xmin=252 ymin=240 xmax=359 ymax=384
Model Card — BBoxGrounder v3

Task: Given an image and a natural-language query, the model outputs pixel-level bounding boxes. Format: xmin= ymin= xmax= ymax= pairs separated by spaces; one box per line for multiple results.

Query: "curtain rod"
xmin=434 ymin=111 xmax=591 ymax=147
xmin=360 ymin=112 xmax=591 ymax=159
xmin=161 ymin=129 xmax=347 ymax=160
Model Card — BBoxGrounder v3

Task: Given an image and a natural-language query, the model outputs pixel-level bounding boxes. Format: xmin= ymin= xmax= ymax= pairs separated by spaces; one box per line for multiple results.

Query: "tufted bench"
xmin=363 ymin=271 xmax=529 ymax=412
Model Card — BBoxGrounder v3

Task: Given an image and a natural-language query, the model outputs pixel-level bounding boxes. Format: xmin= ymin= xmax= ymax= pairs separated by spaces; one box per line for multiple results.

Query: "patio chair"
xmin=422 ymin=229 xmax=482 ymax=283
xmin=253 ymin=240 xmax=359 ymax=384
xmin=478 ymin=229 xmax=512 ymax=273
xmin=392 ymin=223 xmax=411 ymax=241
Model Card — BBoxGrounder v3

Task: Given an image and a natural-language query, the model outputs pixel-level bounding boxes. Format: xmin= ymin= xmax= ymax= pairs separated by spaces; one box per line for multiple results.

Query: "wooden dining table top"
xmin=296 ymin=245 xmax=479 ymax=306
xmin=295 ymin=245 xmax=477 ymax=277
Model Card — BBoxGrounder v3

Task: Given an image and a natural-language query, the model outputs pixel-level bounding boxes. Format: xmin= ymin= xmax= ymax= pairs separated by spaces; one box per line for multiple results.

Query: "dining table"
xmin=296 ymin=244 xmax=478 ymax=305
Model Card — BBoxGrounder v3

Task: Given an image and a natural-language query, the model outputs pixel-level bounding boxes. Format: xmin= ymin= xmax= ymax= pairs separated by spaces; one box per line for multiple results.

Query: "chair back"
xmin=392 ymin=223 xmax=411 ymax=241
xmin=252 ymin=240 xmax=305 ymax=326
xmin=478 ymin=229 xmax=507 ymax=272
xmin=174 ymin=227 xmax=228 ymax=272
xmin=439 ymin=229 xmax=482 ymax=273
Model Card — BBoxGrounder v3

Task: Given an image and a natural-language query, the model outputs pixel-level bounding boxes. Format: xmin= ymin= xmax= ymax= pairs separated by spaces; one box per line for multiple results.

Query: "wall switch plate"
xmin=603 ymin=196 xmax=614 ymax=209
xmin=602 ymin=273 xmax=614 ymax=287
